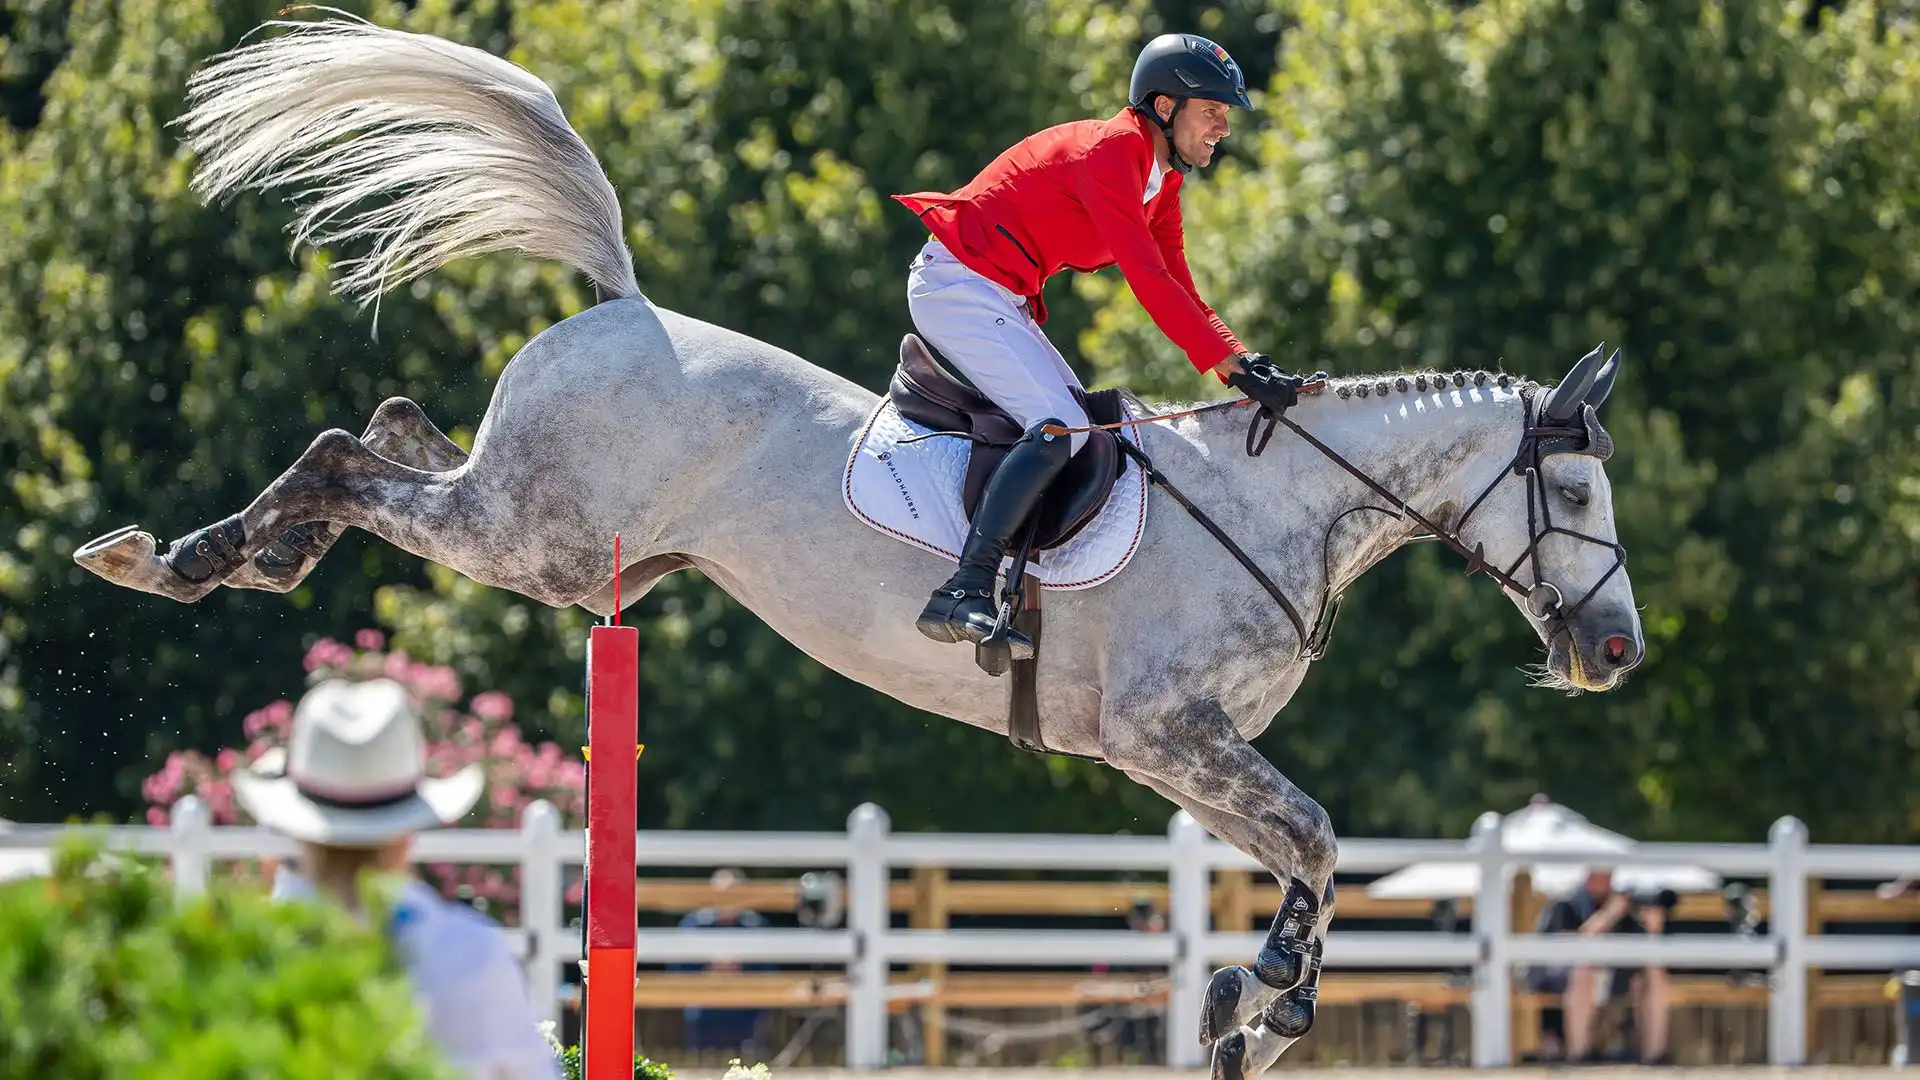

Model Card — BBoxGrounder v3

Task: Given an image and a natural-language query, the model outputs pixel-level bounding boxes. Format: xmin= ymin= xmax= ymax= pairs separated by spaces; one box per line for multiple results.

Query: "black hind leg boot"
xmin=916 ymin=418 xmax=1072 ymax=656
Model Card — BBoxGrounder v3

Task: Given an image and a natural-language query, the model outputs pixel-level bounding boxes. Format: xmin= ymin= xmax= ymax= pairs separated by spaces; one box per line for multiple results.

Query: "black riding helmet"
xmin=1128 ymin=33 xmax=1251 ymax=174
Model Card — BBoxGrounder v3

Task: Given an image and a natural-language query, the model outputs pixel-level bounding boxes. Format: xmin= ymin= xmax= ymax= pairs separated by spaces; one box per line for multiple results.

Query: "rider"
xmin=894 ymin=32 xmax=1308 ymax=654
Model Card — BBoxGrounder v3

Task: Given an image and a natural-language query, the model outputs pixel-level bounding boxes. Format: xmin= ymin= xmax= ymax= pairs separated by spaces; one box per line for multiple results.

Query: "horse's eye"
xmin=1560 ymin=484 xmax=1590 ymax=507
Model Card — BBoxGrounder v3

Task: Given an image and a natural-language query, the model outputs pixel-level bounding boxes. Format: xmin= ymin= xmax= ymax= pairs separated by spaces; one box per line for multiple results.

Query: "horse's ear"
xmin=1584 ymin=348 xmax=1621 ymax=411
xmin=1542 ymin=343 xmax=1607 ymax=421
xmin=1539 ymin=404 xmax=1615 ymax=461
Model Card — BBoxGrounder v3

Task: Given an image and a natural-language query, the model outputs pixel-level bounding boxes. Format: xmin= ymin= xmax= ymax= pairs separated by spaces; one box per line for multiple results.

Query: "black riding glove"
xmin=1224 ymin=353 xmax=1312 ymax=418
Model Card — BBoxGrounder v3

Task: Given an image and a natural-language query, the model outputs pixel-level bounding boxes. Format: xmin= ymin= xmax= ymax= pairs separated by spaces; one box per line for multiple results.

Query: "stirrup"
xmin=974 ymin=517 xmax=1041 ymax=676
xmin=974 ymin=595 xmax=1029 ymax=676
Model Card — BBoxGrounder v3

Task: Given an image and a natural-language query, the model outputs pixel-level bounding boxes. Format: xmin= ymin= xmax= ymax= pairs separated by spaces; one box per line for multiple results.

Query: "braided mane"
xmin=1324 ymin=369 xmax=1541 ymax=401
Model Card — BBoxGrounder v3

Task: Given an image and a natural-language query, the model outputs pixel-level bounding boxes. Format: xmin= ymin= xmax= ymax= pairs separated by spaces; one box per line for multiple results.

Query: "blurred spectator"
xmin=1117 ymin=896 xmax=1168 ymax=1063
xmin=794 ymin=870 xmax=845 ymax=928
xmin=1091 ymin=894 xmax=1168 ymax=1064
xmin=672 ymin=868 xmax=770 ymax=1058
xmin=1526 ymin=868 xmax=1672 ymax=1064
xmin=1881 ymin=876 xmax=1920 ymax=1067
xmin=246 ymin=678 xmax=559 ymax=1080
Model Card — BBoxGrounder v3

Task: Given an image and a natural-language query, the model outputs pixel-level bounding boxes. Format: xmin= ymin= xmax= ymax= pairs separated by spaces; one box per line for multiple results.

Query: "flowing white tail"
xmin=176 ymin=11 xmax=641 ymax=307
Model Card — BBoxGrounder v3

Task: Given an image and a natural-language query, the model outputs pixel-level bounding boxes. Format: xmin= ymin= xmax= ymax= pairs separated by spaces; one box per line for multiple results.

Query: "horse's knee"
xmin=1286 ymin=797 xmax=1338 ymax=883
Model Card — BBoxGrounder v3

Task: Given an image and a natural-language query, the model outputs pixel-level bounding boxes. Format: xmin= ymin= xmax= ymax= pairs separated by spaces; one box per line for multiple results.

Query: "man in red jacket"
xmin=895 ymin=33 xmax=1308 ymax=655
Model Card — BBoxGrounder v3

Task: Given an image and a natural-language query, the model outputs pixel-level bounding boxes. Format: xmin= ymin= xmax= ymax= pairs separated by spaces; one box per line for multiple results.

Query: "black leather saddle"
xmin=886 ymin=334 xmax=1126 ymax=551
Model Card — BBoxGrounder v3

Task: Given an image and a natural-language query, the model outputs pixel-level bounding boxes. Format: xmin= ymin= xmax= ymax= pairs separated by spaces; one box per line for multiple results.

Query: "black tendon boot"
xmin=916 ymin=418 xmax=1072 ymax=656
xmin=1260 ymin=934 xmax=1324 ymax=1038
xmin=1211 ymin=944 xmax=1325 ymax=1080
xmin=1253 ymin=877 xmax=1328 ymax=993
xmin=1200 ymin=877 xmax=1329 ymax=1045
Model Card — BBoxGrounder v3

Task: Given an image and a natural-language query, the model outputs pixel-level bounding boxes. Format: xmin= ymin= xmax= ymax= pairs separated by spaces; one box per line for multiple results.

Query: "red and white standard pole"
xmin=583 ymin=534 xmax=641 ymax=1080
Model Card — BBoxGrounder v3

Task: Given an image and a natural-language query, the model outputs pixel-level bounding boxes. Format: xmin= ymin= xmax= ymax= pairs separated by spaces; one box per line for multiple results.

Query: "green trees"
xmin=3 ymin=0 xmax=1914 ymax=842
xmin=1081 ymin=0 xmax=1919 ymax=840
xmin=0 ymin=0 xmax=542 ymax=822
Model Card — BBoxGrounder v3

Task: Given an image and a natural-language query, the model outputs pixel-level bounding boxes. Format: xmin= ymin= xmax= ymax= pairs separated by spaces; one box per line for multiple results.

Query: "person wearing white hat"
xmin=237 ymin=677 xmax=559 ymax=1080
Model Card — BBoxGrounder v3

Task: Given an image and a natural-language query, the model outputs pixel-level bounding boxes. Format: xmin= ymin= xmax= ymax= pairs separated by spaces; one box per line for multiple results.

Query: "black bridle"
xmin=1446 ymin=392 xmax=1630 ymax=640
xmin=1119 ymin=386 xmax=1629 ymax=661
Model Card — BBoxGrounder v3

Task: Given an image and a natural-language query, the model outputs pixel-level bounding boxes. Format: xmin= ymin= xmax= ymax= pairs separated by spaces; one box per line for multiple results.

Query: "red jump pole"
xmin=584 ymin=534 xmax=640 ymax=1080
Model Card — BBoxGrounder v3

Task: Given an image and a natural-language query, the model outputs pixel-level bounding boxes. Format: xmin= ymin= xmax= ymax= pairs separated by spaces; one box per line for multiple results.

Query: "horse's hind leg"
xmin=75 ymin=427 xmax=583 ymax=606
xmin=224 ymin=398 xmax=468 ymax=592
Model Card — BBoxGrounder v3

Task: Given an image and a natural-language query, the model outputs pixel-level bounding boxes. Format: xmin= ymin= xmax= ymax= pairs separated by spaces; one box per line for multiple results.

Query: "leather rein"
xmin=1047 ymin=385 xmax=1628 ymax=661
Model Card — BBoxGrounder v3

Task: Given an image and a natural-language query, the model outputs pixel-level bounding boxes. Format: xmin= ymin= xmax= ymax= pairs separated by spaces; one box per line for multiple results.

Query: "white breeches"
xmin=904 ymin=239 xmax=1091 ymax=455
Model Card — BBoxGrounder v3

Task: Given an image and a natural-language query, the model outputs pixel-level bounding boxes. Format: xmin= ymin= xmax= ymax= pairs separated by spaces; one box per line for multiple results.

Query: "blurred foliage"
xmin=2 ymin=0 xmax=1915 ymax=844
xmin=0 ymin=837 xmax=456 ymax=1079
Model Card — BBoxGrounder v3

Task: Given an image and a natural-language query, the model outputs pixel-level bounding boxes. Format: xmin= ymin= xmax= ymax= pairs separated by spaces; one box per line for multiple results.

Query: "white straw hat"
xmin=233 ymin=678 xmax=483 ymax=846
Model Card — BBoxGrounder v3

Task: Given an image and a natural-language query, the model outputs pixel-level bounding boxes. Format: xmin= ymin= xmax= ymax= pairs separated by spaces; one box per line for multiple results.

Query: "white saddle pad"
xmin=842 ymin=398 xmax=1150 ymax=590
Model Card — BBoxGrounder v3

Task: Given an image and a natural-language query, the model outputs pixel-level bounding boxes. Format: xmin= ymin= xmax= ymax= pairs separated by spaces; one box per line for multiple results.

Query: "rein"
xmin=1034 ymin=379 xmax=1327 ymax=440
xmin=1252 ymin=397 xmax=1627 ymax=641
xmin=1060 ymin=383 xmax=1627 ymax=660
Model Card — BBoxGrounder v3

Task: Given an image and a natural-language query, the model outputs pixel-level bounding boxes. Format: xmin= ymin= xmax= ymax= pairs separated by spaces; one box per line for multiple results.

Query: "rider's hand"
xmin=1224 ymin=353 xmax=1309 ymax=417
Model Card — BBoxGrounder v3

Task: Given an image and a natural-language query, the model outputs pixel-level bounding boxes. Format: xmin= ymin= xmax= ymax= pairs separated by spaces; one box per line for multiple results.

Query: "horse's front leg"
xmin=1105 ymin=698 xmax=1338 ymax=1079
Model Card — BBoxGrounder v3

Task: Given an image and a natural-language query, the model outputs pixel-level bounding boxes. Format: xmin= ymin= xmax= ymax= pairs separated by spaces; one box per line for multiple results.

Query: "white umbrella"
xmin=1366 ymin=796 xmax=1722 ymax=901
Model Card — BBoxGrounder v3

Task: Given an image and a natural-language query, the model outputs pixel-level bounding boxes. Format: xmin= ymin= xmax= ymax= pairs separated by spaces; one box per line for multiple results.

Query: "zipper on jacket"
xmin=994 ymin=224 xmax=1041 ymax=268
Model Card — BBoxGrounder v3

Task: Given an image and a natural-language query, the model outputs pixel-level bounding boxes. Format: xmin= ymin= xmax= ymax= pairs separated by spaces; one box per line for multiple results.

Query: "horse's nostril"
xmin=1604 ymin=634 xmax=1634 ymax=665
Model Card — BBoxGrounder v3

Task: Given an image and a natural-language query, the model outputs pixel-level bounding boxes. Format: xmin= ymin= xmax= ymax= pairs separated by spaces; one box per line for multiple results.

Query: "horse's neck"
xmin=1181 ymin=379 xmax=1529 ymax=606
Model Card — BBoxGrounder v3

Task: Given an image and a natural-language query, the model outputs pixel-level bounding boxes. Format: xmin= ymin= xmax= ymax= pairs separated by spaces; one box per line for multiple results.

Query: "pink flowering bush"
xmin=141 ymin=630 xmax=587 ymax=922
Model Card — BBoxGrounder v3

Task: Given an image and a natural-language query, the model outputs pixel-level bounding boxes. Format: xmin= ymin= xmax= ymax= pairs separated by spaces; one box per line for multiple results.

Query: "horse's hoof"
xmin=1209 ymin=1030 xmax=1249 ymax=1080
xmin=1199 ymin=965 xmax=1257 ymax=1047
xmin=73 ymin=526 xmax=211 ymax=602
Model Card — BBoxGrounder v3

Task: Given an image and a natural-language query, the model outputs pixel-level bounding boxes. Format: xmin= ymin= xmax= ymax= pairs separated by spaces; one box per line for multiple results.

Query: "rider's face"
xmin=1159 ymin=98 xmax=1232 ymax=169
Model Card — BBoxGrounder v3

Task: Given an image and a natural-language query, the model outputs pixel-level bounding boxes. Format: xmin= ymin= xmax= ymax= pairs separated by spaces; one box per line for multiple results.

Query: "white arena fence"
xmin=4 ymin=800 xmax=1916 ymax=1069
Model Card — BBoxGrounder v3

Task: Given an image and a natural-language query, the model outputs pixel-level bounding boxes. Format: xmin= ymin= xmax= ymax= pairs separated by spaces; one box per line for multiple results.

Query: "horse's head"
xmin=1455 ymin=345 xmax=1641 ymax=692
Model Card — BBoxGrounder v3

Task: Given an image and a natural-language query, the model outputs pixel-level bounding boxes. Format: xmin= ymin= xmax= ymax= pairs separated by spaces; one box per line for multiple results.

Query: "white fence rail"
xmin=5 ymin=801 xmax=1917 ymax=1069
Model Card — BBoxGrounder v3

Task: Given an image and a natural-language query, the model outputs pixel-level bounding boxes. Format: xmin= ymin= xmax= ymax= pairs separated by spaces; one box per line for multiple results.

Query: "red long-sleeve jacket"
xmin=893 ymin=107 xmax=1246 ymax=375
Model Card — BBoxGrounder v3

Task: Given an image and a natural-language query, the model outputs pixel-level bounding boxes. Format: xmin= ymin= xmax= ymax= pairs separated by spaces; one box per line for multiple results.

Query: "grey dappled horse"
xmin=70 ymin=17 xmax=1644 ymax=1076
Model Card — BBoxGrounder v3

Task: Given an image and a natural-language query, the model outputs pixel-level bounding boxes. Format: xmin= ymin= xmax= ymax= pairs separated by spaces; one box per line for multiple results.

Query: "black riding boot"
xmin=916 ymin=418 xmax=1072 ymax=655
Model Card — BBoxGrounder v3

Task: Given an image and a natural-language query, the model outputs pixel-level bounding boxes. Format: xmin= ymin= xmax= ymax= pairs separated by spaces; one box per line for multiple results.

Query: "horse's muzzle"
xmin=1551 ymin=622 xmax=1643 ymax=691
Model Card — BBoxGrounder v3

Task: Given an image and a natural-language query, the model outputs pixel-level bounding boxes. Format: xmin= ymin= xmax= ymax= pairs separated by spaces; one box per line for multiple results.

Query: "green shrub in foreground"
xmin=0 ymin=838 xmax=459 ymax=1080
xmin=549 ymin=1042 xmax=677 ymax=1080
